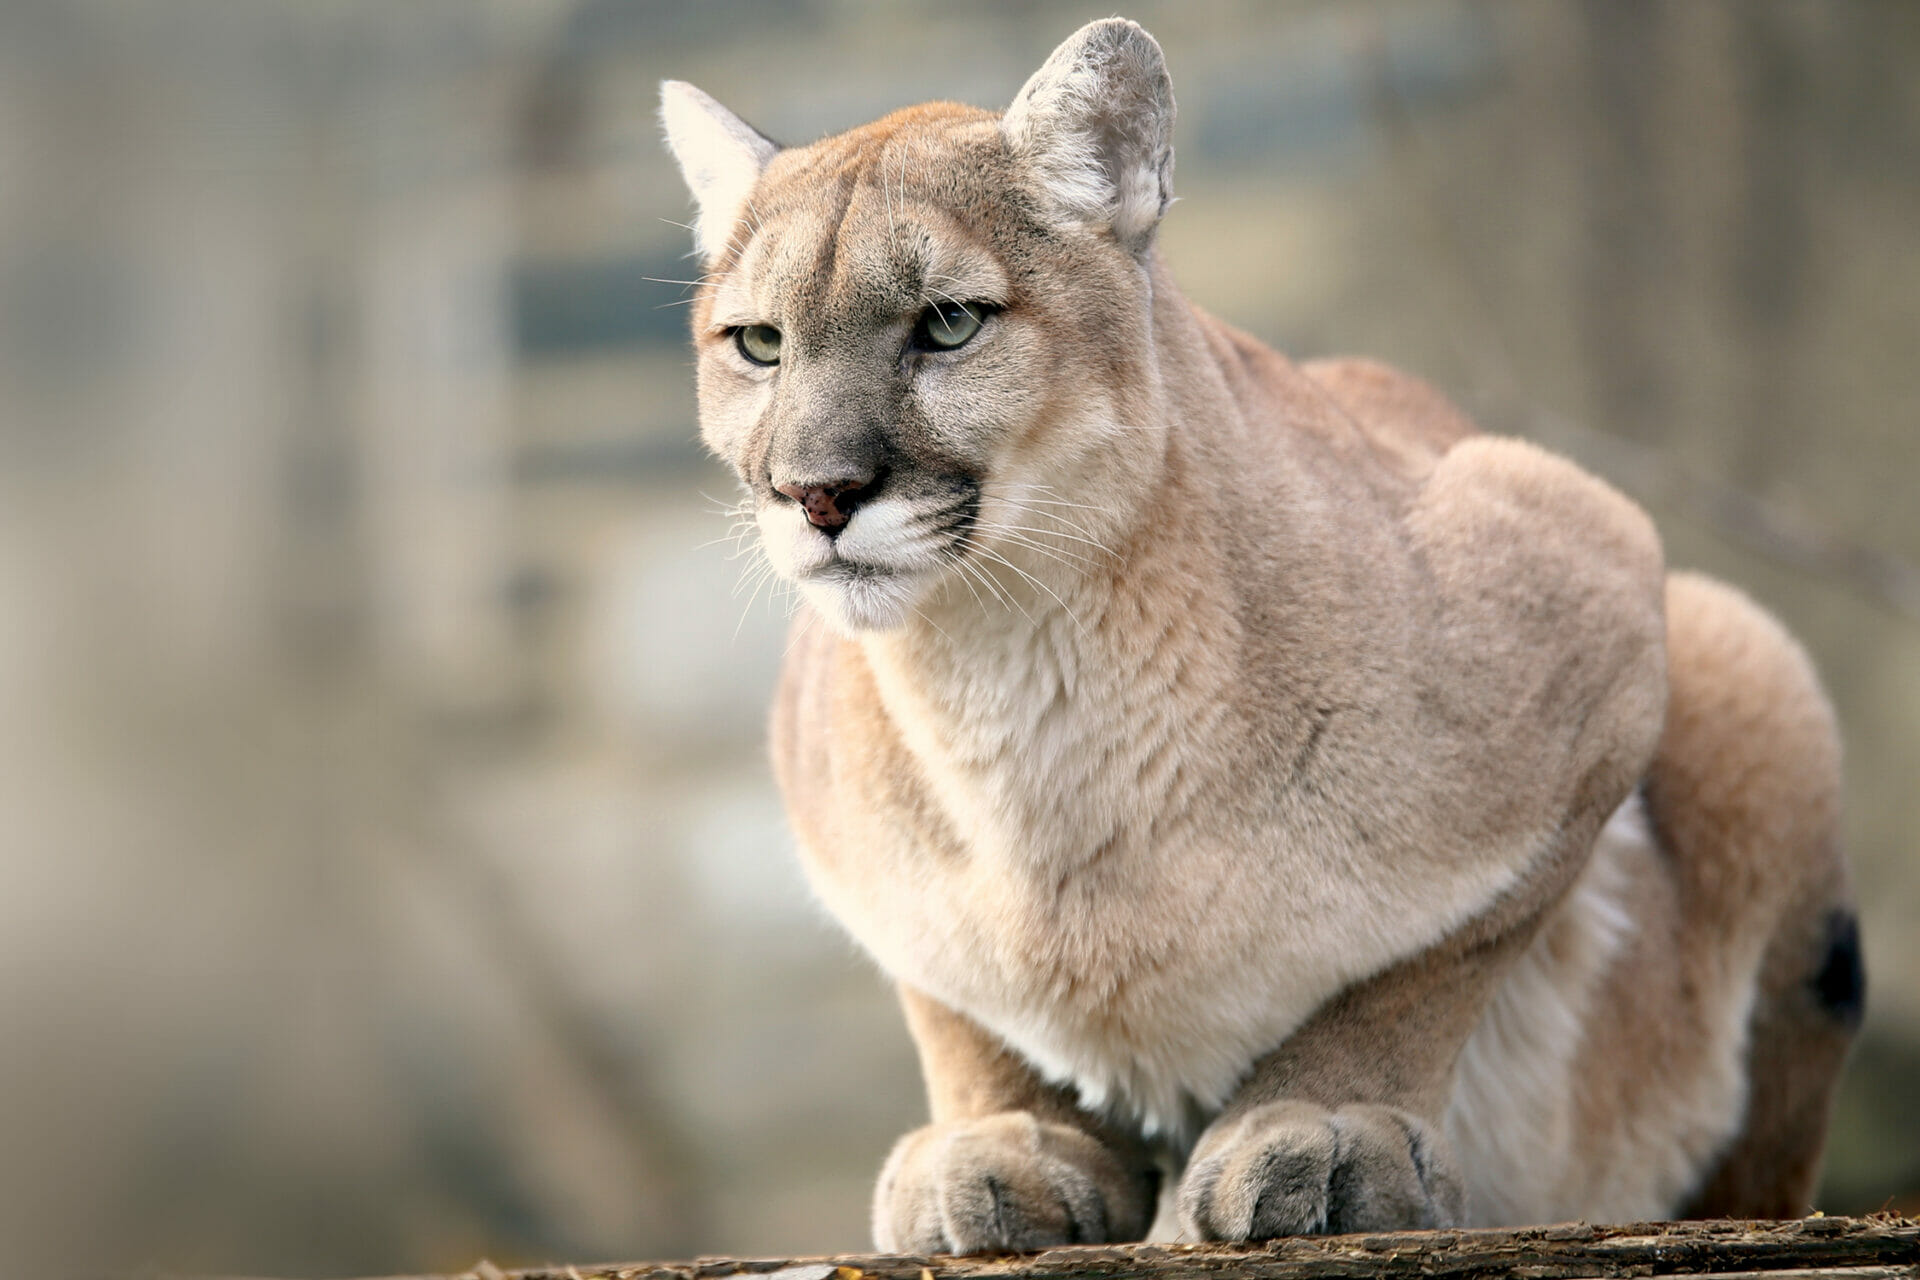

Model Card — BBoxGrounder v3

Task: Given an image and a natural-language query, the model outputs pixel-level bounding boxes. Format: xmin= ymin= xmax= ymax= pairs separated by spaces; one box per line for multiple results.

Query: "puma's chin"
xmin=798 ymin=560 xmax=928 ymax=634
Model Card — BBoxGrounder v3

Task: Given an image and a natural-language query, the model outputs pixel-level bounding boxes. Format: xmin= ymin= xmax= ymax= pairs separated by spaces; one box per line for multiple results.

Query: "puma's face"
xmin=686 ymin=107 xmax=1149 ymax=634
xmin=663 ymin=28 xmax=1177 ymax=632
xmin=694 ymin=110 xmax=1047 ymax=632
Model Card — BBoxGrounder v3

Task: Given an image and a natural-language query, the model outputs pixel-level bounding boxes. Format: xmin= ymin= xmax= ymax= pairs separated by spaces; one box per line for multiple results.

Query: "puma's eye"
xmin=735 ymin=324 xmax=782 ymax=365
xmin=912 ymin=300 xmax=988 ymax=352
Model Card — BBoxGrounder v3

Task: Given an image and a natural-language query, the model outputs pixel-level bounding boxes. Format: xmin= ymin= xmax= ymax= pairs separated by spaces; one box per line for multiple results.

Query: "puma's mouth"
xmin=793 ymin=483 xmax=981 ymax=574
xmin=772 ymin=482 xmax=982 ymax=633
xmin=807 ymin=557 xmax=896 ymax=583
xmin=796 ymin=553 xmax=927 ymax=632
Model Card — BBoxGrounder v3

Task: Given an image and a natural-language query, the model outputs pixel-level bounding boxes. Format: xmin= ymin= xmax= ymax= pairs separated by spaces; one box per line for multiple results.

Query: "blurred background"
xmin=0 ymin=1 xmax=1915 ymax=1275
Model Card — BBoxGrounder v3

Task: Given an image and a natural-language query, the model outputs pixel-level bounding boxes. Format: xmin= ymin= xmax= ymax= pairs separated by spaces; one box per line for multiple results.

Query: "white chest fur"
xmin=796 ymin=575 xmax=1530 ymax=1136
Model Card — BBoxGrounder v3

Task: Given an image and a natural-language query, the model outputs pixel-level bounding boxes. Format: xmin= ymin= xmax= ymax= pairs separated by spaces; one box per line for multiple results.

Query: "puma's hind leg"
xmin=1641 ymin=571 xmax=1858 ymax=1217
xmin=1679 ymin=903 xmax=1863 ymax=1216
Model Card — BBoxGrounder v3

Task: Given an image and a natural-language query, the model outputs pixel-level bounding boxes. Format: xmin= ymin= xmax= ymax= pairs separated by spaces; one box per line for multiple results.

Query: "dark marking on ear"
xmin=1810 ymin=908 xmax=1865 ymax=1028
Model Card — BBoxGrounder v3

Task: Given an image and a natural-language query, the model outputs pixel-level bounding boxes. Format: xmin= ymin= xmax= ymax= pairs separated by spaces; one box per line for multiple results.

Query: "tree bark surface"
xmin=379 ymin=1216 xmax=1918 ymax=1280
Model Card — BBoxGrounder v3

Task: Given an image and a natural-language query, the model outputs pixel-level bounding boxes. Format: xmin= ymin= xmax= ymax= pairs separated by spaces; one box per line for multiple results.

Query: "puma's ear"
xmin=1002 ymin=19 xmax=1175 ymax=256
xmin=659 ymin=80 xmax=780 ymax=263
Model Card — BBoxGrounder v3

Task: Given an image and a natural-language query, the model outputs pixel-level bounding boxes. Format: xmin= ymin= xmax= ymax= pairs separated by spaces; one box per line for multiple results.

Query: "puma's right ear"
xmin=1002 ymin=19 xmax=1176 ymax=256
xmin=659 ymin=80 xmax=779 ymax=264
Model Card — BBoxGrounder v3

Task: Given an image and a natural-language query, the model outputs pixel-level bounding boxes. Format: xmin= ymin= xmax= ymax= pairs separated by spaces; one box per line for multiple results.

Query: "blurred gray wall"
xmin=0 ymin=2 xmax=1915 ymax=1275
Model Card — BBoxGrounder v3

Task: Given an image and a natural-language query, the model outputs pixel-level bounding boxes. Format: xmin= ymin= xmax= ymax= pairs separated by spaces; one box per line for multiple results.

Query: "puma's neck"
xmin=855 ymin=306 xmax=1251 ymax=881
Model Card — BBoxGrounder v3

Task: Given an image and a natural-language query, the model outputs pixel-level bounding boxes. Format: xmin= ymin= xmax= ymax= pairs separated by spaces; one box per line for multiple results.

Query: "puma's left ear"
xmin=660 ymin=80 xmax=779 ymax=264
xmin=1002 ymin=19 xmax=1176 ymax=256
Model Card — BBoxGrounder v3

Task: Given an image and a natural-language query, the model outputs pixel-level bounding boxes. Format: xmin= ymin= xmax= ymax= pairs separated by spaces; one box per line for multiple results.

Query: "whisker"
xmin=974 ymin=510 xmax=1110 ymax=557
xmin=923 ymin=281 xmax=963 ymax=311
xmin=694 ymin=527 xmax=750 ymax=552
xmin=734 ymin=558 xmax=785 ymax=641
xmin=895 ymin=147 xmax=910 ymax=250
xmin=1022 ymin=485 xmax=1115 ymax=513
xmin=970 ymin=543 xmax=1082 ymax=634
xmin=973 ymin=545 xmax=1070 ymax=626
xmin=953 ymin=544 xmax=1029 ymax=621
xmin=731 ymin=558 xmax=776 ymax=600
xmin=945 ymin=550 xmax=993 ymax=617
xmin=881 ymin=146 xmax=898 ymax=246
xmin=958 ymin=543 xmax=1017 ymax=613
xmin=909 ymin=601 xmax=954 ymax=645
xmin=973 ymin=524 xmax=1100 ymax=572
xmin=990 ymin=498 xmax=1109 ymax=544
xmin=700 ymin=489 xmax=752 ymax=512
xmin=976 ymin=519 xmax=1109 ymax=563
xmin=781 ymin=605 xmax=820 ymax=659
xmin=909 ymin=498 xmax=979 ymax=533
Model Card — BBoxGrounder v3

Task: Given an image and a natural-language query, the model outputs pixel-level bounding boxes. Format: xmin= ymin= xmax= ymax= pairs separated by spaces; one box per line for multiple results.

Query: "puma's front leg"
xmin=1180 ymin=1098 xmax=1462 ymax=1238
xmin=874 ymin=986 xmax=1158 ymax=1254
xmin=1178 ymin=919 xmax=1533 ymax=1239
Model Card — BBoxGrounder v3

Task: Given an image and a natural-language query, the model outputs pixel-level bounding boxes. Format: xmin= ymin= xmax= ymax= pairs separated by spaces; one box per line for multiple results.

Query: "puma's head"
xmin=662 ymin=19 xmax=1176 ymax=632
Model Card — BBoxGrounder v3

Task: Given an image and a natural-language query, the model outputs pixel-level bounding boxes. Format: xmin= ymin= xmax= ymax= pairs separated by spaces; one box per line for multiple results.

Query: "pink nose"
xmin=775 ymin=478 xmax=867 ymax=532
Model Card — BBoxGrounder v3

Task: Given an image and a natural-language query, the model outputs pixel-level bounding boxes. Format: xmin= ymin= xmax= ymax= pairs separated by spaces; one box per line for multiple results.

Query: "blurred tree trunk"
xmin=1728 ymin=3 xmax=1816 ymax=493
xmin=1578 ymin=0 xmax=1675 ymax=449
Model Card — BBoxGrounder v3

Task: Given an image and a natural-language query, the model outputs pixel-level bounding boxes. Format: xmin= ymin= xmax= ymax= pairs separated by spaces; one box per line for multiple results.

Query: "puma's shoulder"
xmin=1300 ymin=355 xmax=1478 ymax=466
xmin=1185 ymin=319 xmax=1471 ymax=488
xmin=1410 ymin=432 xmax=1666 ymax=632
xmin=1406 ymin=433 xmax=1670 ymax=820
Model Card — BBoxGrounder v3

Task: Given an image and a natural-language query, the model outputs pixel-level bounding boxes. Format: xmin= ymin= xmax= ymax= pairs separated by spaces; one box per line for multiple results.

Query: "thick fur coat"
xmin=662 ymin=19 xmax=1860 ymax=1251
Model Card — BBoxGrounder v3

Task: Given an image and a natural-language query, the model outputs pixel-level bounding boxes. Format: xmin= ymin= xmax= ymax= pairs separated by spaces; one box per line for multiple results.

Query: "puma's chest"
xmin=800 ymin=809 xmax=1313 ymax=1131
xmin=793 ymin=752 xmax=1525 ymax=1133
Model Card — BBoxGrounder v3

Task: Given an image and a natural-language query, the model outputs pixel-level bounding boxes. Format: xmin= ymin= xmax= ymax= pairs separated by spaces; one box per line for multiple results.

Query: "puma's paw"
xmin=872 ymin=1112 xmax=1154 ymax=1254
xmin=1177 ymin=1100 xmax=1464 ymax=1239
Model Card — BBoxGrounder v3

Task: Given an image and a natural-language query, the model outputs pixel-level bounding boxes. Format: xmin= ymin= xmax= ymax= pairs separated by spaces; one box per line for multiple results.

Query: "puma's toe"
xmin=873 ymin=1112 xmax=1153 ymax=1254
xmin=1178 ymin=1101 xmax=1463 ymax=1240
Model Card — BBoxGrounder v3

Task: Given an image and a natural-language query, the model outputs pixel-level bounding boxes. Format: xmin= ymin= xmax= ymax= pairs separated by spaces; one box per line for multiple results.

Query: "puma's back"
xmin=663 ymin=18 xmax=1855 ymax=1248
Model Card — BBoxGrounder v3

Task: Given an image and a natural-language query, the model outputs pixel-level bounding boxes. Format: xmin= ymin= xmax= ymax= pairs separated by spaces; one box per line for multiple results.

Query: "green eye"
xmin=913 ymin=300 xmax=988 ymax=351
xmin=735 ymin=324 xmax=782 ymax=365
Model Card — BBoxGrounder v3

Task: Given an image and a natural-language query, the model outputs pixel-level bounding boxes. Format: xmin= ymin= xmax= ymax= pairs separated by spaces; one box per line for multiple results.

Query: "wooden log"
xmin=398 ymin=1216 xmax=1918 ymax=1280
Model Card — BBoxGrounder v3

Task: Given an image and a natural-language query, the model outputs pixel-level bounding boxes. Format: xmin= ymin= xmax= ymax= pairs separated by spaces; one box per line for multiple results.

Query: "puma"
xmin=661 ymin=18 xmax=1860 ymax=1251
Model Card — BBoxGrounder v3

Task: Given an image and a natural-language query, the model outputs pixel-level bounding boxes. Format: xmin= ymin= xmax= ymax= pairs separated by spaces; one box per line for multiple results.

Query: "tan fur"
xmin=663 ymin=19 xmax=1855 ymax=1250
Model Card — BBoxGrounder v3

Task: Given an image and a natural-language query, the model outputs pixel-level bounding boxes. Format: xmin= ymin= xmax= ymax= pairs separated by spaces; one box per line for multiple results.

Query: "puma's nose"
xmin=775 ymin=476 xmax=870 ymax=533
